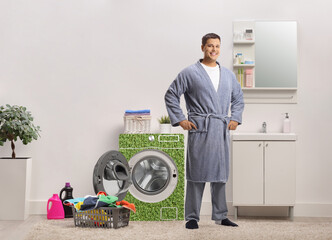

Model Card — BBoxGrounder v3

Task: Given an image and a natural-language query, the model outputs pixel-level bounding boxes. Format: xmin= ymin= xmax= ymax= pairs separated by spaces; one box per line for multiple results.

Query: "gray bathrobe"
xmin=165 ymin=60 xmax=244 ymax=182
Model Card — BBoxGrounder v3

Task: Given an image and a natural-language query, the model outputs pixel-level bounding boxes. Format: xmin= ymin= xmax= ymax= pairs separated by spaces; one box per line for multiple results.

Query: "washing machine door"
xmin=93 ymin=150 xmax=131 ymax=201
xmin=128 ymin=149 xmax=178 ymax=203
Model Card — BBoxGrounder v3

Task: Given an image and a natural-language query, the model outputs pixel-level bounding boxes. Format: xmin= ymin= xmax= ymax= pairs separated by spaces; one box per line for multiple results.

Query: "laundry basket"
xmin=71 ymin=207 xmax=130 ymax=229
xmin=124 ymin=115 xmax=151 ymax=133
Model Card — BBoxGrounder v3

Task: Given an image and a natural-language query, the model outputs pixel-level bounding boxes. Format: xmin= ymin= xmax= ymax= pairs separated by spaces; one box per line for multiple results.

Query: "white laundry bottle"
xmin=283 ymin=113 xmax=291 ymax=133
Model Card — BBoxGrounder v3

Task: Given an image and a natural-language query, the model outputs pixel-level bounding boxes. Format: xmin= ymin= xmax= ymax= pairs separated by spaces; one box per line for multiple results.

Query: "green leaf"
xmin=0 ymin=104 xmax=41 ymax=153
xmin=158 ymin=115 xmax=171 ymax=124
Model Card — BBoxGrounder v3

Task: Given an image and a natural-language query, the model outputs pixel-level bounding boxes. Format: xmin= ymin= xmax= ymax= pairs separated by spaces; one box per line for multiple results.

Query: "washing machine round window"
xmin=93 ymin=149 xmax=178 ymax=203
xmin=131 ymin=156 xmax=170 ymax=194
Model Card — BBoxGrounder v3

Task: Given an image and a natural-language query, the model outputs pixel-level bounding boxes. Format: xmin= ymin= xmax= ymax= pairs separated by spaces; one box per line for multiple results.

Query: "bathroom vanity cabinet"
xmin=231 ymin=133 xmax=297 ymax=220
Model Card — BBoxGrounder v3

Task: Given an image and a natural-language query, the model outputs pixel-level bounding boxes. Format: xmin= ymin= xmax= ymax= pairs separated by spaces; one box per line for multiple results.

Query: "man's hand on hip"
xmin=228 ymin=120 xmax=239 ymax=130
xmin=180 ymin=120 xmax=197 ymax=131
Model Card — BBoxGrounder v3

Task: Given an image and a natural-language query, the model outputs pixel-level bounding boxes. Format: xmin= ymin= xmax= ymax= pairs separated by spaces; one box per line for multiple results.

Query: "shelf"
xmin=233 ymin=40 xmax=255 ymax=44
xmin=231 ymin=132 xmax=297 ymax=141
xmin=242 ymin=88 xmax=298 ymax=104
xmin=233 ymin=64 xmax=255 ymax=67
xmin=242 ymin=87 xmax=297 ymax=91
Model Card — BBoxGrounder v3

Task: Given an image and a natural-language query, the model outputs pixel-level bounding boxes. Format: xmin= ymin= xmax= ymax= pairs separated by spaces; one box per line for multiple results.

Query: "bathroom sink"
xmin=231 ymin=132 xmax=297 ymax=141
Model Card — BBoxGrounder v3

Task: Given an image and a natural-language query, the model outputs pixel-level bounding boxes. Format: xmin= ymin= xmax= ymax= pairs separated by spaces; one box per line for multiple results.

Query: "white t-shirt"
xmin=200 ymin=63 xmax=220 ymax=91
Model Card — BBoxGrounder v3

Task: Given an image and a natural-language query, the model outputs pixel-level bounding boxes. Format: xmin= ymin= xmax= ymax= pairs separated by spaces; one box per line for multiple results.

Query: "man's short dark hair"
xmin=202 ymin=33 xmax=220 ymax=46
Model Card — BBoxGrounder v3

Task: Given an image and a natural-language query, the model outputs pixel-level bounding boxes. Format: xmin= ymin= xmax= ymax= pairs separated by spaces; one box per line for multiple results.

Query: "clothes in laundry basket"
xmin=116 ymin=200 xmax=136 ymax=213
xmin=80 ymin=197 xmax=113 ymax=211
xmin=64 ymin=194 xmax=118 ymax=211
xmin=99 ymin=195 xmax=119 ymax=206
xmin=64 ymin=192 xmax=136 ymax=213
xmin=63 ymin=198 xmax=85 ymax=211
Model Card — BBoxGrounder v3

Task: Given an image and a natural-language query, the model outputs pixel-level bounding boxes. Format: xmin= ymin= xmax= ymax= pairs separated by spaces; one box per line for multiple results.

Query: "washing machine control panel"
xmin=148 ymin=135 xmax=155 ymax=141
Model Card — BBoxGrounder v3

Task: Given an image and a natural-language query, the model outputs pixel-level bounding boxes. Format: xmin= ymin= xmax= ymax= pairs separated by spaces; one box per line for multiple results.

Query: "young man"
xmin=164 ymin=33 xmax=244 ymax=229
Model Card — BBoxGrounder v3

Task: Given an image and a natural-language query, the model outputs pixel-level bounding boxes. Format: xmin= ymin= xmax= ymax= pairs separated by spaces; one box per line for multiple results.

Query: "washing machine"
xmin=93 ymin=134 xmax=185 ymax=221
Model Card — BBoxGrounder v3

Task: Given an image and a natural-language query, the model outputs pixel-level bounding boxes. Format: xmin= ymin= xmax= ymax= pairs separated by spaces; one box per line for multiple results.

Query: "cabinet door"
xmin=233 ymin=141 xmax=264 ymax=205
xmin=264 ymin=141 xmax=296 ymax=205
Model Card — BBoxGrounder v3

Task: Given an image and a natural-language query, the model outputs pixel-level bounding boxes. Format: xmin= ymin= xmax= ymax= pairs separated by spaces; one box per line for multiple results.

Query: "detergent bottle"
xmin=47 ymin=194 xmax=64 ymax=219
xmin=60 ymin=182 xmax=74 ymax=218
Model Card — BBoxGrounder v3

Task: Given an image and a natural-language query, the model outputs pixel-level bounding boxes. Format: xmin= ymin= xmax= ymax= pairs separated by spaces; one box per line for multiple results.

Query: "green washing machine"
xmin=93 ymin=134 xmax=184 ymax=221
xmin=120 ymin=134 xmax=184 ymax=221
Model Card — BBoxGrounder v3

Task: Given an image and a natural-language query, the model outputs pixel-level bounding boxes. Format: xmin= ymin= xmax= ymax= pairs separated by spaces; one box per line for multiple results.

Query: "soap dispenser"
xmin=283 ymin=113 xmax=291 ymax=133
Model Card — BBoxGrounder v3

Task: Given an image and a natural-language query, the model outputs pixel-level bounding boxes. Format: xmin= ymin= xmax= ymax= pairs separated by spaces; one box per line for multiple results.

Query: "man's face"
xmin=201 ymin=38 xmax=221 ymax=61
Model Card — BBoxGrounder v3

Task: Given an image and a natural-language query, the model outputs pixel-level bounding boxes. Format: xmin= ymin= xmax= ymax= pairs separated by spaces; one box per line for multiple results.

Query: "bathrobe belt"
xmin=188 ymin=112 xmax=228 ymax=133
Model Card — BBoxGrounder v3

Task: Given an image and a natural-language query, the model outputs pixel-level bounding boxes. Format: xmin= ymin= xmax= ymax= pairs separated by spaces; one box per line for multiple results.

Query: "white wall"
xmin=1 ymin=0 xmax=332 ymax=216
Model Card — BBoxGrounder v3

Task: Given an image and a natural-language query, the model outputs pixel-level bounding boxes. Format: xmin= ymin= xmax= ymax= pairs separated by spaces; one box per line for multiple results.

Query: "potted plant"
xmin=0 ymin=104 xmax=41 ymax=220
xmin=158 ymin=115 xmax=171 ymax=134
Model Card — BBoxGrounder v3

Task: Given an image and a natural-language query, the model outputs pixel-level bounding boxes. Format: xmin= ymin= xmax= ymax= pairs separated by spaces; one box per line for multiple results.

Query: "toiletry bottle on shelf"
xmin=236 ymin=53 xmax=243 ymax=64
xmin=47 ymin=194 xmax=64 ymax=219
xmin=241 ymin=68 xmax=244 ymax=87
xmin=234 ymin=31 xmax=240 ymax=41
xmin=237 ymin=68 xmax=243 ymax=87
xmin=245 ymin=29 xmax=253 ymax=40
xmin=245 ymin=69 xmax=253 ymax=88
xmin=283 ymin=113 xmax=291 ymax=133
xmin=234 ymin=54 xmax=238 ymax=65
xmin=240 ymin=30 xmax=245 ymax=40
xmin=237 ymin=68 xmax=241 ymax=84
xmin=60 ymin=182 xmax=74 ymax=218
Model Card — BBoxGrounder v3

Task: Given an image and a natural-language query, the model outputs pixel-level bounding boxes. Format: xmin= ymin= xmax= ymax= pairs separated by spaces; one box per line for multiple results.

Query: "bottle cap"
xmin=65 ymin=182 xmax=71 ymax=187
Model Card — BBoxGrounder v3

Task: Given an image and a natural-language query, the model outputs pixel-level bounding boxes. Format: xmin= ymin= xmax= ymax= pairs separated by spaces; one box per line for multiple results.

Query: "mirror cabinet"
xmin=233 ymin=21 xmax=297 ymax=103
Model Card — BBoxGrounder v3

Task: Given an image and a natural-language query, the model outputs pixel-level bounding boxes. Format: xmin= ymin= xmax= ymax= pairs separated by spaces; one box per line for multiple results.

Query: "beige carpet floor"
xmin=24 ymin=217 xmax=332 ymax=240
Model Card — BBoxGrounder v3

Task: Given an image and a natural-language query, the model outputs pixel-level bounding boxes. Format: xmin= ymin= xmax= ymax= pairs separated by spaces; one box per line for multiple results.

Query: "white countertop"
xmin=231 ymin=132 xmax=297 ymax=141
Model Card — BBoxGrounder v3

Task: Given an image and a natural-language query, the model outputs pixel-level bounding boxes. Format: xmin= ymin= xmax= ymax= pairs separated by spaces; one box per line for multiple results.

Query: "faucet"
xmin=262 ymin=122 xmax=267 ymax=133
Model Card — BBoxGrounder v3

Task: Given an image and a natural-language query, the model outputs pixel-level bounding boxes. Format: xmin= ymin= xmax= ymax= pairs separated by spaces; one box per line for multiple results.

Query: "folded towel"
xmin=124 ymin=113 xmax=151 ymax=116
xmin=125 ymin=109 xmax=150 ymax=114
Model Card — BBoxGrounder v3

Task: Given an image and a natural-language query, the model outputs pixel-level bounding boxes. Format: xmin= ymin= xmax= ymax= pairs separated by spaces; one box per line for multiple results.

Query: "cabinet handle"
xmin=266 ymin=143 xmax=269 ymax=147
xmin=258 ymin=143 xmax=262 ymax=147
